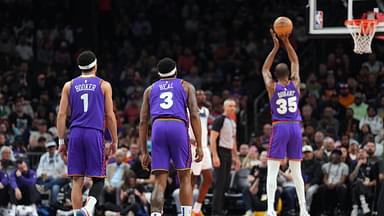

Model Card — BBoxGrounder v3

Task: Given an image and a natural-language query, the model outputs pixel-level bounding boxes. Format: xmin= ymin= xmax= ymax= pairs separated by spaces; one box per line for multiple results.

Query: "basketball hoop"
xmin=345 ymin=19 xmax=378 ymax=54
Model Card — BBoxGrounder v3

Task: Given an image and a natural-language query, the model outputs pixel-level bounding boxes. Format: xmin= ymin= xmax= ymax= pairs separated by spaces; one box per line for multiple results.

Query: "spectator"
xmin=126 ymin=143 xmax=140 ymax=165
xmin=9 ymin=159 xmax=39 ymax=213
xmin=362 ymin=53 xmax=383 ymax=75
xmin=340 ymin=108 xmax=360 ymax=139
xmin=239 ymin=143 xmax=249 ymax=165
xmin=0 ymin=162 xmax=10 ymax=212
xmin=338 ymin=83 xmax=354 ymax=108
xmin=301 ymin=145 xmax=321 ymax=212
xmin=28 ymin=119 xmax=53 ymax=151
xmin=318 ymin=149 xmax=349 ymax=215
xmin=359 ymin=106 xmax=383 ymax=136
xmin=301 ymin=105 xmax=317 ymax=129
xmin=103 ymin=149 xmax=131 ymax=205
xmin=313 ymin=131 xmax=325 ymax=150
xmin=349 ymin=92 xmax=368 ymax=121
xmin=348 ymin=141 xmax=360 ymax=164
xmin=278 ymin=159 xmax=297 ymax=216
xmin=117 ymin=171 xmax=149 ymax=216
xmin=257 ymin=123 xmax=272 ymax=151
xmin=35 ymin=141 xmax=68 ymax=206
xmin=243 ymin=151 xmax=279 ymax=216
xmin=0 ymin=146 xmax=15 ymax=174
xmin=8 ymin=99 xmax=32 ymax=137
xmin=349 ymin=148 xmax=377 ymax=216
xmin=0 ymin=93 xmax=11 ymax=119
xmin=317 ymin=106 xmax=339 ymax=136
xmin=314 ymin=137 xmax=335 ymax=162
xmin=241 ymin=145 xmax=259 ymax=169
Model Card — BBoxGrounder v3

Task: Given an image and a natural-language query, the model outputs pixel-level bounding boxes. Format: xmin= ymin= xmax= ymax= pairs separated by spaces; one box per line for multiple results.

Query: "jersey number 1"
xmin=81 ymin=93 xmax=89 ymax=112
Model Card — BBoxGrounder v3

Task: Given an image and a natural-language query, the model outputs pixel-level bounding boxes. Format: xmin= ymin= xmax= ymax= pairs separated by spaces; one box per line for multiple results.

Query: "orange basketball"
xmin=273 ymin=16 xmax=293 ymax=36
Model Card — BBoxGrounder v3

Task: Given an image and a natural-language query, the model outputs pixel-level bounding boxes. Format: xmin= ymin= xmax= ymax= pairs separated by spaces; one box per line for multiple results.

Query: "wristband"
xmin=59 ymin=139 xmax=65 ymax=145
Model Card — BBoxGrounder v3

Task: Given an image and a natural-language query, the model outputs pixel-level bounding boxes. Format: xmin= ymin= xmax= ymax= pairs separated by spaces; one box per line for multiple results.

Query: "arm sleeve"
xmin=211 ymin=116 xmax=225 ymax=132
xmin=19 ymin=170 xmax=37 ymax=186
xmin=9 ymin=172 xmax=18 ymax=189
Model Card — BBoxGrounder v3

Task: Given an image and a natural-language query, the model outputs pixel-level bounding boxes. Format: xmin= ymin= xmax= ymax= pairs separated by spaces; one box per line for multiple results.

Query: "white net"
xmin=345 ymin=20 xmax=377 ymax=54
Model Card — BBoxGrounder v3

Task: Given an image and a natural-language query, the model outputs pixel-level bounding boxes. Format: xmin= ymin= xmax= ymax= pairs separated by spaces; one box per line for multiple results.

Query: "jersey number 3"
xmin=160 ymin=92 xmax=173 ymax=109
xmin=276 ymin=97 xmax=297 ymax=115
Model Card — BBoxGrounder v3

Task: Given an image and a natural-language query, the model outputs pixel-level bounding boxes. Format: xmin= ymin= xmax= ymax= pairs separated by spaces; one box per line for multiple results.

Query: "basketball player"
xmin=262 ymin=30 xmax=309 ymax=216
xmin=139 ymin=57 xmax=204 ymax=216
xmin=189 ymin=90 xmax=213 ymax=216
xmin=57 ymin=51 xmax=118 ymax=216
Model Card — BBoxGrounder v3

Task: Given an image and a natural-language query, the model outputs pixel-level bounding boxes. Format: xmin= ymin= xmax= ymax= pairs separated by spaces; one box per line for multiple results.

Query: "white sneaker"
xmin=266 ymin=211 xmax=277 ymax=216
xmin=362 ymin=204 xmax=370 ymax=214
xmin=300 ymin=210 xmax=310 ymax=216
xmin=105 ymin=210 xmax=120 ymax=216
xmin=244 ymin=210 xmax=253 ymax=216
xmin=350 ymin=206 xmax=358 ymax=216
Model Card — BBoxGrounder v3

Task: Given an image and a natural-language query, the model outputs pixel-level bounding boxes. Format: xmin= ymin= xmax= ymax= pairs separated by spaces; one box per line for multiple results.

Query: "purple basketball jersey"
xmin=69 ymin=76 xmax=104 ymax=131
xmin=149 ymin=78 xmax=188 ymax=124
xmin=270 ymin=81 xmax=302 ymax=121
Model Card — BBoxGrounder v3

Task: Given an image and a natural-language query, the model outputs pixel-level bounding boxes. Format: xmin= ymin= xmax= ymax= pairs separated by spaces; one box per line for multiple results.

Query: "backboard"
xmin=308 ymin=0 xmax=384 ymax=36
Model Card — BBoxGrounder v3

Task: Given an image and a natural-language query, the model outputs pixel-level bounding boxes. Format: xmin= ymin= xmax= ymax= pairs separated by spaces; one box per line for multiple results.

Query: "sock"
xmin=151 ymin=212 xmax=162 ymax=216
xmin=289 ymin=160 xmax=307 ymax=211
xmin=73 ymin=209 xmax=86 ymax=216
xmin=181 ymin=206 xmax=192 ymax=216
xmin=193 ymin=202 xmax=202 ymax=213
xmin=267 ymin=160 xmax=281 ymax=213
xmin=82 ymin=196 xmax=97 ymax=215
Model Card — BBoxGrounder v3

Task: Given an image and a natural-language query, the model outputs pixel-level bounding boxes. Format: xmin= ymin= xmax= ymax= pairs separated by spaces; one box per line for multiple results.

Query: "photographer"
xmin=349 ymin=148 xmax=377 ymax=216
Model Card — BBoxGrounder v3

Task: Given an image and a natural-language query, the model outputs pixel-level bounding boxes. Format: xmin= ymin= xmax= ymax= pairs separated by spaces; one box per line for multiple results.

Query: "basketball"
xmin=273 ymin=16 xmax=293 ymax=36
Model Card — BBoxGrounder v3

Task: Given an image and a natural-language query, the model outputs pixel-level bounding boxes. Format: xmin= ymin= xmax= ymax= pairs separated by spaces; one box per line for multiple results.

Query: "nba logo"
xmin=315 ymin=10 xmax=323 ymax=29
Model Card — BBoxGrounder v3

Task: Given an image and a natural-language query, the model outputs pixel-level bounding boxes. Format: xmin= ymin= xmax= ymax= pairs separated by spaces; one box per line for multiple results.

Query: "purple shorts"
xmin=267 ymin=122 xmax=302 ymax=160
xmin=151 ymin=119 xmax=191 ymax=172
xmin=67 ymin=127 xmax=106 ymax=177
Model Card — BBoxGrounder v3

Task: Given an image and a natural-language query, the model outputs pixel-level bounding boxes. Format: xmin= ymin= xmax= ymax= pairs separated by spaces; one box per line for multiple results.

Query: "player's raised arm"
xmin=139 ymin=86 xmax=151 ymax=169
xmin=186 ymin=82 xmax=203 ymax=162
xmin=57 ymin=82 xmax=71 ymax=154
xmin=262 ymin=29 xmax=279 ymax=95
xmin=102 ymin=81 xmax=118 ymax=154
xmin=281 ymin=34 xmax=300 ymax=89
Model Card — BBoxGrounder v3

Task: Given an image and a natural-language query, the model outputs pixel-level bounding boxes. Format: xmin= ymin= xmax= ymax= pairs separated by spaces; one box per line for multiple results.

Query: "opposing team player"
xmin=57 ymin=51 xmax=118 ymax=216
xmin=189 ymin=90 xmax=213 ymax=216
xmin=139 ymin=57 xmax=203 ymax=216
xmin=262 ymin=30 xmax=309 ymax=216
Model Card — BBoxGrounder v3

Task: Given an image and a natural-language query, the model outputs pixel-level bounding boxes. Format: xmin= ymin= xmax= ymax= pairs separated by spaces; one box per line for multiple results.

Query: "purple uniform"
xmin=149 ymin=78 xmax=191 ymax=171
xmin=268 ymin=81 xmax=302 ymax=160
xmin=67 ymin=76 xmax=106 ymax=177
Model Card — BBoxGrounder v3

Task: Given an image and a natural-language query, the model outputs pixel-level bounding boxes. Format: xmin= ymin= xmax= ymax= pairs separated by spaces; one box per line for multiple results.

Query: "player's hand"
xmin=195 ymin=146 xmax=204 ymax=162
xmin=278 ymin=33 xmax=291 ymax=44
xmin=212 ymin=155 xmax=221 ymax=168
xmin=141 ymin=153 xmax=151 ymax=171
xmin=270 ymin=29 xmax=279 ymax=48
xmin=110 ymin=141 xmax=118 ymax=157
xmin=58 ymin=143 xmax=67 ymax=158
xmin=16 ymin=170 xmax=22 ymax=177
xmin=15 ymin=188 xmax=22 ymax=200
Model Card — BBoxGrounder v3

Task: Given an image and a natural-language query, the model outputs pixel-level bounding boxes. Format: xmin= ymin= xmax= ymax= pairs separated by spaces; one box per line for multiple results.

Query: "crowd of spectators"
xmin=0 ymin=0 xmax=384 ymax=215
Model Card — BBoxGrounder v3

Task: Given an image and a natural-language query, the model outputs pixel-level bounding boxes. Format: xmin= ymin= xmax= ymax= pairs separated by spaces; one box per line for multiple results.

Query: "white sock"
xmin=193 ymin=202 xmax=202 ymax=212
xmin=181 ymin=206 xmax=192 ymax=216
xmin=82 ymin=196 xmax=97 ymax=215
xmin=289 ymin=160 xmax=307 ymax=211
xmin=267 ymin=160 xmax=281 ymax=213
xmin=151 ymin=212 xmax=162 ymax=216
